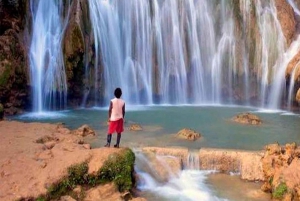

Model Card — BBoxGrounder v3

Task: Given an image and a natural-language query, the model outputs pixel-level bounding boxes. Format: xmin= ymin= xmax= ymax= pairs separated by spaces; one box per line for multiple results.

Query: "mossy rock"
xmin=36 ymin=148 xmax=135 ymax=201
xmin=272 ymin=183 xmax=288 ymax=199
xmin=89 ymin=148 xmax=136 ymax=192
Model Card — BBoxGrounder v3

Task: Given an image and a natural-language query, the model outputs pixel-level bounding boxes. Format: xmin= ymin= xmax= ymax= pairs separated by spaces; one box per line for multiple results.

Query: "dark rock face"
xmin=0 ymin=0 xmax=30 ymax=115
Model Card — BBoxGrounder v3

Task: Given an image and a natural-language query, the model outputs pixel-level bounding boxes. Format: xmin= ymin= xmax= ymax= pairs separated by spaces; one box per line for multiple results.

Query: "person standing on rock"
xmin=105 ymin=88 xmax=125 ymax=148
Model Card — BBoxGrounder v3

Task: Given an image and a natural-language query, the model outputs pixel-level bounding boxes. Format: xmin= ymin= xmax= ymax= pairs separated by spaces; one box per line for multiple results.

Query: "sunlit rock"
xmin=84 ymin=183 xmax=123 ymax=201
xmin=232 ymin=113 xmax=262 ymax=125
xmin=261 ymin=142 xmax=300 ymax=200
xmin=72 ymin=124 xmax=95 ymax=137
xmin=176 ymin=128 xmax=201 ymax=141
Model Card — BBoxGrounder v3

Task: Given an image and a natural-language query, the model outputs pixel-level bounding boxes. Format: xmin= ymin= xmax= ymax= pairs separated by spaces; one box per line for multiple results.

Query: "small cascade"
xmin=134 ymin=150 xmax=226 ymax=201
xmin=186 ymin=151 xmax=200 ymax=170
xmin=29 ymin=0 xmax=70 ymax=112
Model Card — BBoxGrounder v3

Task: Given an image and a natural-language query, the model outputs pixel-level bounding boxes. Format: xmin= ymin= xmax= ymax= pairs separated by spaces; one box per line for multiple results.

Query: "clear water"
xmin=15 ymin=105 xmax=300 ymax=150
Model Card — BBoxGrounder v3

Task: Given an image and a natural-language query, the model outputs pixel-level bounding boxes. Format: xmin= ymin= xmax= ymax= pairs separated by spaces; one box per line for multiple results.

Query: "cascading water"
xmin=88 ymin=0 xmax=300 ymax=108
xmin=88 ymin=0 xmax=153 ymax=105
xmin=134 ymin=151 xmax=226 ymax=201
xmin=29 ymin=0 xmax=70 ymax=112
xmin=27 ymin=0 xmax=300 ymax=110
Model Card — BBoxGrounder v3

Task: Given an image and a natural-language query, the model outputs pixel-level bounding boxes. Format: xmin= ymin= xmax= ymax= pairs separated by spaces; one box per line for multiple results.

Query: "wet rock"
xmin=232 ymin=113 xmax=262 ymax=125
xmin=129 ymin=124 xmax=143 ymax=131
xmin=72 ymin=124 xmax=95 ymax=137
xmin=296 ymin=88 xmax=300 ymax=103
xmin=274 ymin=0 xmax=296 ymax=46
xmin=176 ymin=128 xmax=201 ymax=141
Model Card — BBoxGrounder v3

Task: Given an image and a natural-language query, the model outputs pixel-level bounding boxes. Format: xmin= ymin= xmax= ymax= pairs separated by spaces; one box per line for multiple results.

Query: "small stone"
xmin=129 ymin=124 xmax=143 ymax=131
xmin=44 ymin=141 xmax=56 ymax=149
xmin=83 ymin=144 xmax=91 ymax=149
xmin=176 ymin=128 xmax=201 ymax=141
xmin=72 ymin=124 xmax=95 ymax=136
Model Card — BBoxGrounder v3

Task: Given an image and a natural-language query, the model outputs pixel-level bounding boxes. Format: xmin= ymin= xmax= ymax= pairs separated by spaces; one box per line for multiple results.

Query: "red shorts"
xmin=108 ymin=118 xmax=124 ymax=134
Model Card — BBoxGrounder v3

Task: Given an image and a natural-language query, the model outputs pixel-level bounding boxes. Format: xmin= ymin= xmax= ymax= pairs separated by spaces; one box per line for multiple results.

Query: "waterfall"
xmin=87 ymin=0 xmax=300 ymax=108
xmin=88 ymin=0 xmax=153 ymax=105
xmin=186 ymin=151 xmax=200 ymax=170
xmin=29 ymin=0 xmax=70 ymax=112
xmin=28 ymin=0 xmax=300 ymax=110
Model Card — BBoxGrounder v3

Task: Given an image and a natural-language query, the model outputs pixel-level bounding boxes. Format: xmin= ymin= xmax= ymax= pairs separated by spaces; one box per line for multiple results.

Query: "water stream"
xmin=134 ymin=150 xmax=269 ymax=201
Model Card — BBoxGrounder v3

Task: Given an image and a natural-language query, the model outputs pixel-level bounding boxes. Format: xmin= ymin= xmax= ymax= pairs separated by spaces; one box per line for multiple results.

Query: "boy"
xmin=104 ymin=88 xmax=125 ymax=148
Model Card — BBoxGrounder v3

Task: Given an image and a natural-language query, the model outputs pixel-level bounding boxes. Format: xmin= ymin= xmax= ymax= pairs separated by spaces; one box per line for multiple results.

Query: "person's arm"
xmin=122 ymin=103 xmax=125 ymax=118
xmin=108 ymin=101 xmax=112 ymax=121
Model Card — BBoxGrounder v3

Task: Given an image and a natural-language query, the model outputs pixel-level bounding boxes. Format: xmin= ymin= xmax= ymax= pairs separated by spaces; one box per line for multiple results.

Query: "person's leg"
xmin=105 ymin=134 xmax=112 ymax=147
xmin=114 ymin=133 xmax=121 ymax=148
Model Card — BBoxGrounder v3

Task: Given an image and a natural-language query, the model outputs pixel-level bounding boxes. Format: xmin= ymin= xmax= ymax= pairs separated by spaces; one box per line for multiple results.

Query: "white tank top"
xmin=110 ymin=98 xmax=125 ymax=121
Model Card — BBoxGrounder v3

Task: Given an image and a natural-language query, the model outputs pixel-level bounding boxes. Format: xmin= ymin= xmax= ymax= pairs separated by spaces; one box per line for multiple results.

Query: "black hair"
xmin=114 ymin=88 xmax=122 ymax=98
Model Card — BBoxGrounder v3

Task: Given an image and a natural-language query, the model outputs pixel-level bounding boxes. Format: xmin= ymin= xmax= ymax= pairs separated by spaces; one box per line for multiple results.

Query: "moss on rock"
xmin=272 ymin=182 xmax=288 ymax=199
xmin=89 ymin=148 xmax=136 ymax=192
xmin=36 ymin=148 xmax=135 ymax=201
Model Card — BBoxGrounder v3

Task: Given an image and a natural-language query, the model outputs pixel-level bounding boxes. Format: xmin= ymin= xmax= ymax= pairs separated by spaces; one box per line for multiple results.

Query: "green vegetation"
xmin=34 ymin=148 xmax=135 ymax=201
xmin=0 ymin=64 xmax=11 ymax=88
xmin=88 ymin=148 xmax=136 ymax=192
xmin=272 ymin=183 xmax=288 ymax=199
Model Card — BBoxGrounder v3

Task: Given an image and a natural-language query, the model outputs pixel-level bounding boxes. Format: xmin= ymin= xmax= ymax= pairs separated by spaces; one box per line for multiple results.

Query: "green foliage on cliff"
xmin=272 ymin=182 xmax=288 ymax=199
xmin=36 ymin=148 xmax=135 ymax=200
xmin=0 ymin=64 xmax=11 ymax=88
xmin=88 ymin=148 xmax=136 ymax=192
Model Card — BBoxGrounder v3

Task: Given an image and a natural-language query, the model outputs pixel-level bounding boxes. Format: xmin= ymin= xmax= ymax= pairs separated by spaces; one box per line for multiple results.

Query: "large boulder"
xmin=176 ymin=128 xmax=201 ymax=141
xmin=261 ymin=142 xmax=300 ymax=200
xmin=232 ymin=113 xmax=262 ymax=125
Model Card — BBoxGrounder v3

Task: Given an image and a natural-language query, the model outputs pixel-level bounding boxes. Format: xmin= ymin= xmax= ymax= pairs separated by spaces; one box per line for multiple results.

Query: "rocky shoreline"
xmin=0 ymin=120 xmax=299 ymax=201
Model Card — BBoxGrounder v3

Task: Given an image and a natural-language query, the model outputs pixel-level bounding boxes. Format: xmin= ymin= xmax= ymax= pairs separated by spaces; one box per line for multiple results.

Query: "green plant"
xmin=273 ymin=183 xmax=288 ymax=199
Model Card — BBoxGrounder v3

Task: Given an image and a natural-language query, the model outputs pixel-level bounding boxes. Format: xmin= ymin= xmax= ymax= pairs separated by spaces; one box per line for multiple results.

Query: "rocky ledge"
xmin=0 ymin=121 xmax=142 ymax=201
